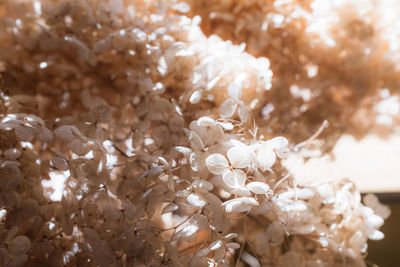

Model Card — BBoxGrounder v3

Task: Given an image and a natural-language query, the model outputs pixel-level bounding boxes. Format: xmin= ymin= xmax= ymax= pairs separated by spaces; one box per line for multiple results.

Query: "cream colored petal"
xmin=206 ymin=154 xmax=229 ymax=175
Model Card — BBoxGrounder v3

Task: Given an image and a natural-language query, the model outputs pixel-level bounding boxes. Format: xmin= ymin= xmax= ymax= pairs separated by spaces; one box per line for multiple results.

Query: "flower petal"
xmin=206 ymin=154 xmax=229 ymax=175
xmin=228 ymin=83 xmax=242 ymax=100
xmin=223 ymin=169 xmax=246 ymax=188
xmin=238 ymin=102 xmax=250 ymax=123
xmin=190 ymin=90 xmax=203 ymax=104
xmin=227 ymin=146 xmax=251 ymax=169
xmin=257 ymin=145 xmax=276 ymax=171
xmin=219 ymin=98 xmax=237 ymax=118
xmin=247 ymin=182 xmax=270 ymax=194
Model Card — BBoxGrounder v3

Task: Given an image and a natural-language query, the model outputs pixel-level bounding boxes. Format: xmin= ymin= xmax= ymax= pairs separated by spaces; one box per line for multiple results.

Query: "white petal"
xmin=238 ymin=102 xmax=250 ymax=123
xmin=369 ymin=230 xmax=384 ymax=240
xmin=223 ymin=197 xmax=258 ymax=207
xmin=223 ymin=169 xmax=246 ymax=188
xmin=187 ymin=193 xmax=207 ymax=208
xmin=228 ymin=83 xmax=242 ymax=100
xmin=296 ymin=188 xmax=315 ymax=199
xmin=285 ymin=201 xmax=308 ymax=212
xmin=276 ymin=147 xmax=290 ymax=158
xmin=257 ymin=145 xmax=276 ymax=170
xmin=189 ymin=130 xmax=204 ymax=151
xmin=247 ymin=182 xmax=270 ymax=194
xmin=206 ymin=154 xmax=229 ymax=175
xmin=192 ymin=180 xmax=214 ymax=191
xmin=219 ymin=98 xmax=237 ymax=118
xmin=190 ymin=152 xmax=207 ymax=172
xmin=268 ymin=136 xmax=288 ymax=149
xmin=190 ymin=90 xmax=203 ymax=104
xmin=206 ymin=76 xmax=221 ymax=91
xmin=231 ymin=187 xmax=251 ymax=196
xmin=217 ymin=121 xmax=234 ymax=130
xmin=209 ymin=240 xmax=223 ymax=251
xmin=224 ymin=202 xmax=252 ymax=213
xmin=227 ymin=146 xmax=251 ymax=169
xmin=175 ymin=146 xmax=192 ymax=155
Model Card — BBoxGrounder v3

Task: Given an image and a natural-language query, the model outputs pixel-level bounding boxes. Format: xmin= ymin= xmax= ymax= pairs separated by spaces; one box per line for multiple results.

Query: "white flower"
xmin=206 ymin=146 xmax=251 ymax=189
xmin=219 ymin=83 xmax=249 ymax=123
xmin=189 ymin=117 xmax=224 ymax=148
xmin=250 ymin=136 xmax=289 ymax=171
xmin=222 ymin=197 xmax=259 ymax=213
xmin=188 ymin=117 xmax=225 ymax=172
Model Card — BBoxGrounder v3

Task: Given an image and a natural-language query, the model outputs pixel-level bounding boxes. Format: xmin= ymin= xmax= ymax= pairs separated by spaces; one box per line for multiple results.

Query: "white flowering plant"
xmin=0 ymin=0 xmax=394 ymax=266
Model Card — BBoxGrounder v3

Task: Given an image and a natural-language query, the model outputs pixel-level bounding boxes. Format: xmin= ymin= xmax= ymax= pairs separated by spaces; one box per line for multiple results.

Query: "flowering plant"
xmin=0 ymin=0 xmax=393 ymax=266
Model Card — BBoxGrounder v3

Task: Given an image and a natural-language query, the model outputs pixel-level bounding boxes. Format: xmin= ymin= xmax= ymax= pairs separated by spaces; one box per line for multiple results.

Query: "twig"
xmin=293 ymin=120 xmax=328 ymax=151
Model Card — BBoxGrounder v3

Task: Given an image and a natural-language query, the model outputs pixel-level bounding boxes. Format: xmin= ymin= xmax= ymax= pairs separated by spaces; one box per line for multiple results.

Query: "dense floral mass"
xmin=0 ymin=0 xmax=394 ymax=266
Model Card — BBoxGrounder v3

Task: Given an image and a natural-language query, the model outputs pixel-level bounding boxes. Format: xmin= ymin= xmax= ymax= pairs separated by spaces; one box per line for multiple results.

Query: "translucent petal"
xmin=219 ymin=98 xmax=237 ymax=118
xmin=227 ymin=146 xmax=251 ymax=169
xmin=238 ymin=102 xmax=250 ymax=123
xmin=223 ymin=169 xmax=246 ymax=188
xmin=206 ymin=154 xmax=229 ymax=175
xmin=228 ymin=83 xmax=242 ymax=100
xmin=268 ymin=136 xmax=288 ymax=149
xmin=231 ymin=187 xmax=251 ymax=196
xmin=190 ymin=152 xmax=208 ymax=172
xmin=247 ymin=182 xmax=270 ymax=194
xmin=257 ymin=145 xmax=276 ymax=170
xmin=189 ymin=130 xmax=204 ymax=151
xmin=192 ymin=180 xmax=214 ymax=191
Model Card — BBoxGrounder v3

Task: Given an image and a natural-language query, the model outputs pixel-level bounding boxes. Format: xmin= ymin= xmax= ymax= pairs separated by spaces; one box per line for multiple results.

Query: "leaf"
xmin=247 ymin=182 xmax=270 ymax=194
xmin=227 ymin=146 xmax=251 ymax=169
xmin=206 ymin=154 xmax=229 ymax=175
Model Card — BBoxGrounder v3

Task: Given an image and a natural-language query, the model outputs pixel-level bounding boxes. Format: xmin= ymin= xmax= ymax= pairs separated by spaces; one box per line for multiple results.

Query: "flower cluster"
xmin=0 ymin=0 xmax=392 ymax=266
